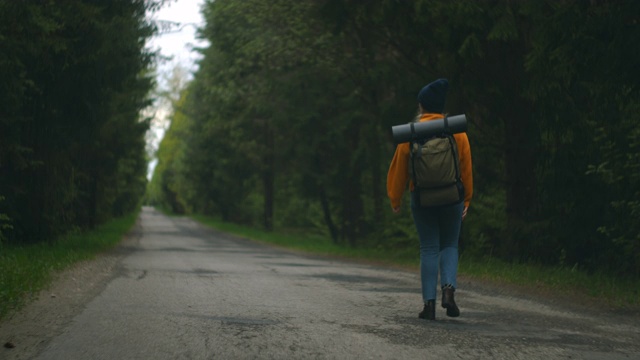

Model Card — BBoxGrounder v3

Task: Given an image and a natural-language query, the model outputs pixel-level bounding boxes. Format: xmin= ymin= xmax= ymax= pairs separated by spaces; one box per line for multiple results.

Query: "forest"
xmin=147 ymin=0 xmax=639 ymax=276
xmin=0 ymin=1 xmax=161 ymax=244
xmin=1 ymin=1 xmax=638 ymax=278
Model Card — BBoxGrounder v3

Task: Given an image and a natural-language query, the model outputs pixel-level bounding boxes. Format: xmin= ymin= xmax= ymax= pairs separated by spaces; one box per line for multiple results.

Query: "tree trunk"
xmin=263 ymin=168 xmax=274 ymax=231
xmin=318 ymin=185 xmax=339 ymax=243
xmin=503 ymin=94 xmax=538 ymax=259
xmin=89 ymin=175 xmax=98 ymax=229
xmin=263 ymin=121 xmax=274 ymax=231
xmin=341 ymin=174 xmax=364 ymax=247
xmin=370 ymin=118 xmax=383 ymax=229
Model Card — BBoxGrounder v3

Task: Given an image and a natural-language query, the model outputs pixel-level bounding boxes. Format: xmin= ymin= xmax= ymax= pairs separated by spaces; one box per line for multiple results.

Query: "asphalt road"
xmin=2 ymin=207 xmax=639 ymax=359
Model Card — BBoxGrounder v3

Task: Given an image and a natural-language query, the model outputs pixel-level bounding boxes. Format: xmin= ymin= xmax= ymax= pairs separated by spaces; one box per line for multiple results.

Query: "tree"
xmin=0 ymin=0 xmax=159 ymax=244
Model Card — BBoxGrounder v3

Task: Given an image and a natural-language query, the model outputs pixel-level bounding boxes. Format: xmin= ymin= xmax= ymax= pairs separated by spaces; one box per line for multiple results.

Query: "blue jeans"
xmin=411 ymin=197 xmax=464 ymax=302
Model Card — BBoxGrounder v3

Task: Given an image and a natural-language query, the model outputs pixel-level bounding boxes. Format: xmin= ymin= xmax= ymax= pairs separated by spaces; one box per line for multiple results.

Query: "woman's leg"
xmin=438 ymin=201 xmax=464 ymax=289
xmin=411 ymin=202 xmax=439 ymax=303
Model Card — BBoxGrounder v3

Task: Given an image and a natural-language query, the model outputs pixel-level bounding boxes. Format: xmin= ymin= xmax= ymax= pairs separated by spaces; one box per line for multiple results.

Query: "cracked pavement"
xmin=1 ymin=207 xmax=639 ymax=359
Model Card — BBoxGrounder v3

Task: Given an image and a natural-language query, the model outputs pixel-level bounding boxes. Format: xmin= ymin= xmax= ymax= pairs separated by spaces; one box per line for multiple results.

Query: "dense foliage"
xmin=147 ymin=0 xmax=640 ymax=276
xmin=0 ymin=0 xmax=161 ymax=245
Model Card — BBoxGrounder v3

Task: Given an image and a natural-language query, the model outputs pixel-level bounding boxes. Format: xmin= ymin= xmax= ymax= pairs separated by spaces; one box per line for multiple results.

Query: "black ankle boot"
xmin=441 ymin=286 xmax=460 ymax=317
xmin=419 ymin=300 xmax=435 ymax=320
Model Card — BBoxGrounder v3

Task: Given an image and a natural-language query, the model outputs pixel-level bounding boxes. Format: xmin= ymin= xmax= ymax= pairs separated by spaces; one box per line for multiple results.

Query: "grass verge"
xmin=192 ymin=214 xmax=640 ymax=310
xmin=458 ymin=256 xmax=640 ymax=309
xmin=0 ymin=212 xmax=138 ymax=320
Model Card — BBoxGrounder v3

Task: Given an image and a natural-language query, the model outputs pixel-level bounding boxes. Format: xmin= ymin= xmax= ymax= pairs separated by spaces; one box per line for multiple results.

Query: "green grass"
xmin=192 ymin=214 xmax=640 ymax=310
xmin=0 ymin=212 xmax=138 ymax=320
xmin=458 ymin=256 xmax=640 ymax=309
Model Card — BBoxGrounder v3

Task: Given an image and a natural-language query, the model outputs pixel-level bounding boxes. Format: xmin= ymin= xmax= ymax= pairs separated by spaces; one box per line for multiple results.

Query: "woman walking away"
xmin=387 ymin=78 xmax=473 ymax=320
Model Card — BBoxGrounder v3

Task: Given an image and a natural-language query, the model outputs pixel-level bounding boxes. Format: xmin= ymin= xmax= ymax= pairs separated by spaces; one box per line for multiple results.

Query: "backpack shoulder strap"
xmin=446 ymin=134 xmax=461 ymax=180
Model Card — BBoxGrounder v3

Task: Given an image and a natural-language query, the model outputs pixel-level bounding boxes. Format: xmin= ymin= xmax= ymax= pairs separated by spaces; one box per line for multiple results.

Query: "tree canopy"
xmin=144 ymin=0 xmax=639 ymax=276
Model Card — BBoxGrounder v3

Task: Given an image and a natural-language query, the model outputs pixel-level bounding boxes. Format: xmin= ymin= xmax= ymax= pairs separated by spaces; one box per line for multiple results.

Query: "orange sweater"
xmin=387 ymin=113 xmax=473 ymax=209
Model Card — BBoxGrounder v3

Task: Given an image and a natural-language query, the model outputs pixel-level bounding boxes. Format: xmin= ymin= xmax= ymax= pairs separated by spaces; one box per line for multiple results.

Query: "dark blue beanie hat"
xmin=418 ymin=78 xmax=448 ymax=113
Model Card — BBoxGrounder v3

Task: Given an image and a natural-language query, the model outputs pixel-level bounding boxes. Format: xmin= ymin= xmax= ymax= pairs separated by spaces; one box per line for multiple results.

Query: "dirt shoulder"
xmin=0 ymin=225 xmax=141 ymax=360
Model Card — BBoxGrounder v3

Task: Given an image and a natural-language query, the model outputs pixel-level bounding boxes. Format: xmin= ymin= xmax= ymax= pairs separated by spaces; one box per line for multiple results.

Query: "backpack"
xmin=409 ymin=134 xmax=464 ymax=207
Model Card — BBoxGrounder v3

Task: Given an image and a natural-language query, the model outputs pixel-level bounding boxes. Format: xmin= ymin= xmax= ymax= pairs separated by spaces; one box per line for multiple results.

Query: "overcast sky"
xmin=147 ymin=0 xmax=206 ymax=82
xmin=145 ymin=0 xmax=207 ymax=179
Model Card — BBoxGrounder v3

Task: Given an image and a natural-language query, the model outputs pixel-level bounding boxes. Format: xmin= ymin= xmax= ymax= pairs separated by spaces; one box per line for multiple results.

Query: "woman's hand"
xmin=462 ymin=206 xmax=468 ymax=220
